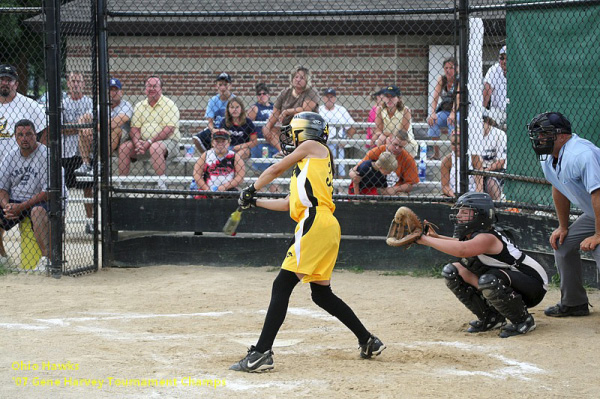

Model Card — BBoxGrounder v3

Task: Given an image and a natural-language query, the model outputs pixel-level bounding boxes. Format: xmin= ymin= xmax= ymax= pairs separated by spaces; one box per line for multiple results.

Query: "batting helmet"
xmin=280 ymin=112 xmax=329 ymax=155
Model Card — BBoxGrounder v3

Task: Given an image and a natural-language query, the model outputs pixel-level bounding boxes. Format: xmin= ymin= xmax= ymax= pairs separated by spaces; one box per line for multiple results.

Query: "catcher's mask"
xmin=280 ymin=112 xmax=329 ymax=155
xmin=527 ymin=112 xmax=571 ymax=161
xmin=450 ymin=192 xmax=497 ymax=240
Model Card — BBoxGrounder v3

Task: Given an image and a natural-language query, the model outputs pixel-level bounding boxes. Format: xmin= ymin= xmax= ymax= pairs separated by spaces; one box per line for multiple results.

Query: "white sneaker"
xmin=156 ymin=179 xmax=168 ymax=197
xmin=74 ymin=163 xmax=92 ymax=176
xmin=85 ymin=222 xmax=95 ymax=235
xmin=36 ymin=256 xmax=49 ymax=272
xmin=157 ymin=180 xmax=167 ymax=191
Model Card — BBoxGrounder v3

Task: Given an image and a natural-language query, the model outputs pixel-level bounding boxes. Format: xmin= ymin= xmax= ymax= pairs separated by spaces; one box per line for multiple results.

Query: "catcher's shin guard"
xmin=442 ymin=263 xmax=492 ymax=320
xmin=478 ymin=274 xmax=529 ymax=324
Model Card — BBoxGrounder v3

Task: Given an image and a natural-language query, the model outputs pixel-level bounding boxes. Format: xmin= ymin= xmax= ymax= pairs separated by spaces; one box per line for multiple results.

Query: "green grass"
xmin=345 ymin=266 xmax=365 ymax=274
xmin=548 ymin=271 xmax=597 ymax=291
xmin=380 ymin=263 xmax=445 ymax=278
xmin=549 ymin=273 xmax=560 ymax=288
xmin=0 ymin=264 xmax=8 ymax=276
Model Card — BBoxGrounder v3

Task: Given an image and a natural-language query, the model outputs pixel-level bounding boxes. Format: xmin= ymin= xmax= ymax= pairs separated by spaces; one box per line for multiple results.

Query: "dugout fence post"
xmin=458 ymin=0 xmax=470 ymax=196
xmin=97 ymin=0 xmax=113 ymax=267
xmin=43 ymin=0 xmax=64 ymax=278
xmin=89 ymin=0 xmax=99 ymax=270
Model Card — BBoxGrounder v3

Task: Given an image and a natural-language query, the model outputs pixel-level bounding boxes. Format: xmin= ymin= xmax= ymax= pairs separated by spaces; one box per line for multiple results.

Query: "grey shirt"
xmin=111 ymin=99 xmax=133 ymax=133
xmin=62 ymin=95 xmax=93 ymax=158
xmin=0 ymin=144 xmax=48 ymax=202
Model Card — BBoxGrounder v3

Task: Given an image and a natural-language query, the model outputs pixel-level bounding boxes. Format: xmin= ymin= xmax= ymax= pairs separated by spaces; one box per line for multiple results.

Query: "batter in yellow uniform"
xmin=281 ymin=155 xmax=339 ymax=282
xmin=230 ymin=112 xmax=385 ymax=373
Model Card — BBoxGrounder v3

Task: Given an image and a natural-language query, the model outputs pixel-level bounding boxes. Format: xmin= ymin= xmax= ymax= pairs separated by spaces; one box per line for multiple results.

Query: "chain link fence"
xmin=98 ymin=0 xmax=599 ymax=209
xmin=103 ymin=1 xmax=468 ymax=199
xmin=0 ymin=0 xmax=98 ymax=276
xmin=0 ymin=2 xmax=51 ymax=275
xmin=1 ymin=0 xmax=599 ymax=274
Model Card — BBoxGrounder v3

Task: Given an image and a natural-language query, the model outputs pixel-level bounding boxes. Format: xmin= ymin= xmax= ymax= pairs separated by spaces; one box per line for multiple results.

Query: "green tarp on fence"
xmin=505 ymin=1 xmax=600 ymax=205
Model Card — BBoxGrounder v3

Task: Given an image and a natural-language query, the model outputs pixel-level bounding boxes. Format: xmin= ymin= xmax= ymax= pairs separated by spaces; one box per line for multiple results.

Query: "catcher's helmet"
xmin=450 ymin=192 xmax=497 ymax=240
xmin=280 ymin=112 xmax=329 ymax=155
xmin=527 ymin=112 xmax=571 ymax=160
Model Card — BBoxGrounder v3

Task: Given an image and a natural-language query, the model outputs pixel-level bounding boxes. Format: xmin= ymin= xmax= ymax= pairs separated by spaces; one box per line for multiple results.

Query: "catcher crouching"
xmin=389 ymin=192 xmax=548 ymax=338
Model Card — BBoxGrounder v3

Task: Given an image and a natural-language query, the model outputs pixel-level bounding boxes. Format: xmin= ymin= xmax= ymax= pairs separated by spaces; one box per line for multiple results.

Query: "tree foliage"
xmin=0 ymin=0 xmax=45 ymax=97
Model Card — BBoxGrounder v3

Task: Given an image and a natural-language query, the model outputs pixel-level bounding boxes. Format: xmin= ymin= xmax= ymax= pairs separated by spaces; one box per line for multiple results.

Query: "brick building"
xmin=32 ymin=1 xmax=505 ymax=127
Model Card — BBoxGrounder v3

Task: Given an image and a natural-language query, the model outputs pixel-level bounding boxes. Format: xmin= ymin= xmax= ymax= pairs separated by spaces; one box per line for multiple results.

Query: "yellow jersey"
xmin=288 ymin=153 xmax=335 ymax=222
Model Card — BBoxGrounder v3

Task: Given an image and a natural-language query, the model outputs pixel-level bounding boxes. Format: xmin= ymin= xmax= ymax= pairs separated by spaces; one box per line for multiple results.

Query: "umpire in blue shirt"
xmin=528 ymin=112 xmax=600 ymax=317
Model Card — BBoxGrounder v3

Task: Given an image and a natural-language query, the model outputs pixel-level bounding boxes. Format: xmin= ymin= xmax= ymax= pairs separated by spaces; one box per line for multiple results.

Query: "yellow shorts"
xmin=281 ymin=208 xmax=340 ymax=283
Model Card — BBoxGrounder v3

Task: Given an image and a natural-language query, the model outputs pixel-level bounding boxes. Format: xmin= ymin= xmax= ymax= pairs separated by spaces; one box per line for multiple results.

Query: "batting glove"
xmin=238 ymin=184 xmax=257 ymax=209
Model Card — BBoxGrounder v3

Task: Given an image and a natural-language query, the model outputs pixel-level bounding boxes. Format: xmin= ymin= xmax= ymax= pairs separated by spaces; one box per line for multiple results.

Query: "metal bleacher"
xmin=77 ymin=120 xmax=450 ymax=197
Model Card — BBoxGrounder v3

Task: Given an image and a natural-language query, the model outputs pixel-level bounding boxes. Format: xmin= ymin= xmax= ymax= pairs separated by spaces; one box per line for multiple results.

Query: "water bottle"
xmin=189 ymin=180 xmax=198 ymax=197
xmin=262 ymin=145 xmax=269 ymax=158
xmin=418 ymin=144 xmax=427 ymax=182
xmin=185 ymin=145 xmax=195 ymax=158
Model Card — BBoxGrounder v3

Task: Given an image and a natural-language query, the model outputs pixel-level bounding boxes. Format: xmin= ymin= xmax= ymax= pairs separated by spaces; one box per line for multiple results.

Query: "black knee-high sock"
xmin=254 ymin=270 xmax=299 ymax=353
xmin=310 ymin=283 xmax=371 ymax=344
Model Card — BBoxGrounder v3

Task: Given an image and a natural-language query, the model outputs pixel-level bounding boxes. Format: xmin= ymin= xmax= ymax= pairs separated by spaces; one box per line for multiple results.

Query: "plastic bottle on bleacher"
xmin=418 ymin=143 xmax=427 ymax=182
xmin=189 ymin=180 xmax=198 ymax=192
xmin=185 ymin=145 xmax=194 ymax=158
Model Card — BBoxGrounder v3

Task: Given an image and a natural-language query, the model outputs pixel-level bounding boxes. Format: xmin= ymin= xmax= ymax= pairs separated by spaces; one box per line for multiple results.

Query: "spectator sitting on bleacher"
xmin=218 ymin=97 xmax=257 ymax=160
xmin=427 ymin=57 xmax=460 ymax=160
xmin=193 ymin=72 xmax=235 ymax=154
xmin=374 ymin=85 xmax=417 ymax=157
xmin=248 ymin=83 xmax=277 ymax=170
xmin=483 ymin=46 xmax=507 ymax=128
xmin=472 ymin=114 xmax=507 ymax=200
xmin=318 ymin=88 xmax=358 ymax=177
xmin=441 ymin=131 xmax=478 ymax=198
xmin=193 ymin=129 xmax=245 ymax=192
xmin=62 ymin=72 xmax=94 ymax=234
xmin=118 ymin=75 xmax=180 ymax=191
xmin=74 ymin=77 xmax=133 ymax=176
xmin=0 ymin=64 xmax=47 ymax=152
xmin=262 ymin=66 xmax=319 ymax=156
xmin=348 ymin=151 xmax=397 ymax=195
xmin=0 ymin=119 xmax=51 ymax=271
xmin=366 ymin=88 xmax=384 ymax=150
xmin=355 ymin=129 xmax=418 ymax=195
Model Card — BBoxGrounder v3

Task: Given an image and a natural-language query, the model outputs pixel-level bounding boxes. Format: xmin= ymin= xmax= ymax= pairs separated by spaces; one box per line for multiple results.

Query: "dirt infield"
xmin=1 ymin=265 xmax=599 ymax=399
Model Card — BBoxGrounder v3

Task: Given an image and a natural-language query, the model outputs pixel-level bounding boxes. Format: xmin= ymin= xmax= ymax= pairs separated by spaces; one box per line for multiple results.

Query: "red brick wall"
xmin=68 ymin=41 xmax=430 ymax=123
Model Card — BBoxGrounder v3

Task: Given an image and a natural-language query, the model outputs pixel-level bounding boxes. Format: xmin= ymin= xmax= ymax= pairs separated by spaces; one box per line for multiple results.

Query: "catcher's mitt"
xmin=386 ymin=207 xmax=438 ymax=248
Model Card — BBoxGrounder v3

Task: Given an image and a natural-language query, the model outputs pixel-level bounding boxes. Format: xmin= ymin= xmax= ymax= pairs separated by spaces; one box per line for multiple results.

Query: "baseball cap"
xmin=216 ymin=72 xmax=232 ymax=83
xmin=380 ymin=85 xmax=401 ymax=97
xmin=0 ymin=65 xmax=18 ymax=80
xmin=499 ymin=45 xmax=506 ymax=55
xmin=212 ymin=129 xmax=231 ymax=140
xmin=323 ymin=88 xmax=336 ymax=96
xmin=109 ymin=78 xmax=122 ymax=89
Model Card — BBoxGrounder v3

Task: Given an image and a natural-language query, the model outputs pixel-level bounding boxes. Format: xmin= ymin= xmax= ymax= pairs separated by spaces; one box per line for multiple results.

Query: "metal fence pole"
xmin=97 ymin=0 xmax=112 ymax=267
xmin=458 ymin=0 xmax=470 ymax=196
xmin=43 ymin=0 xmax=63 ymax=278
